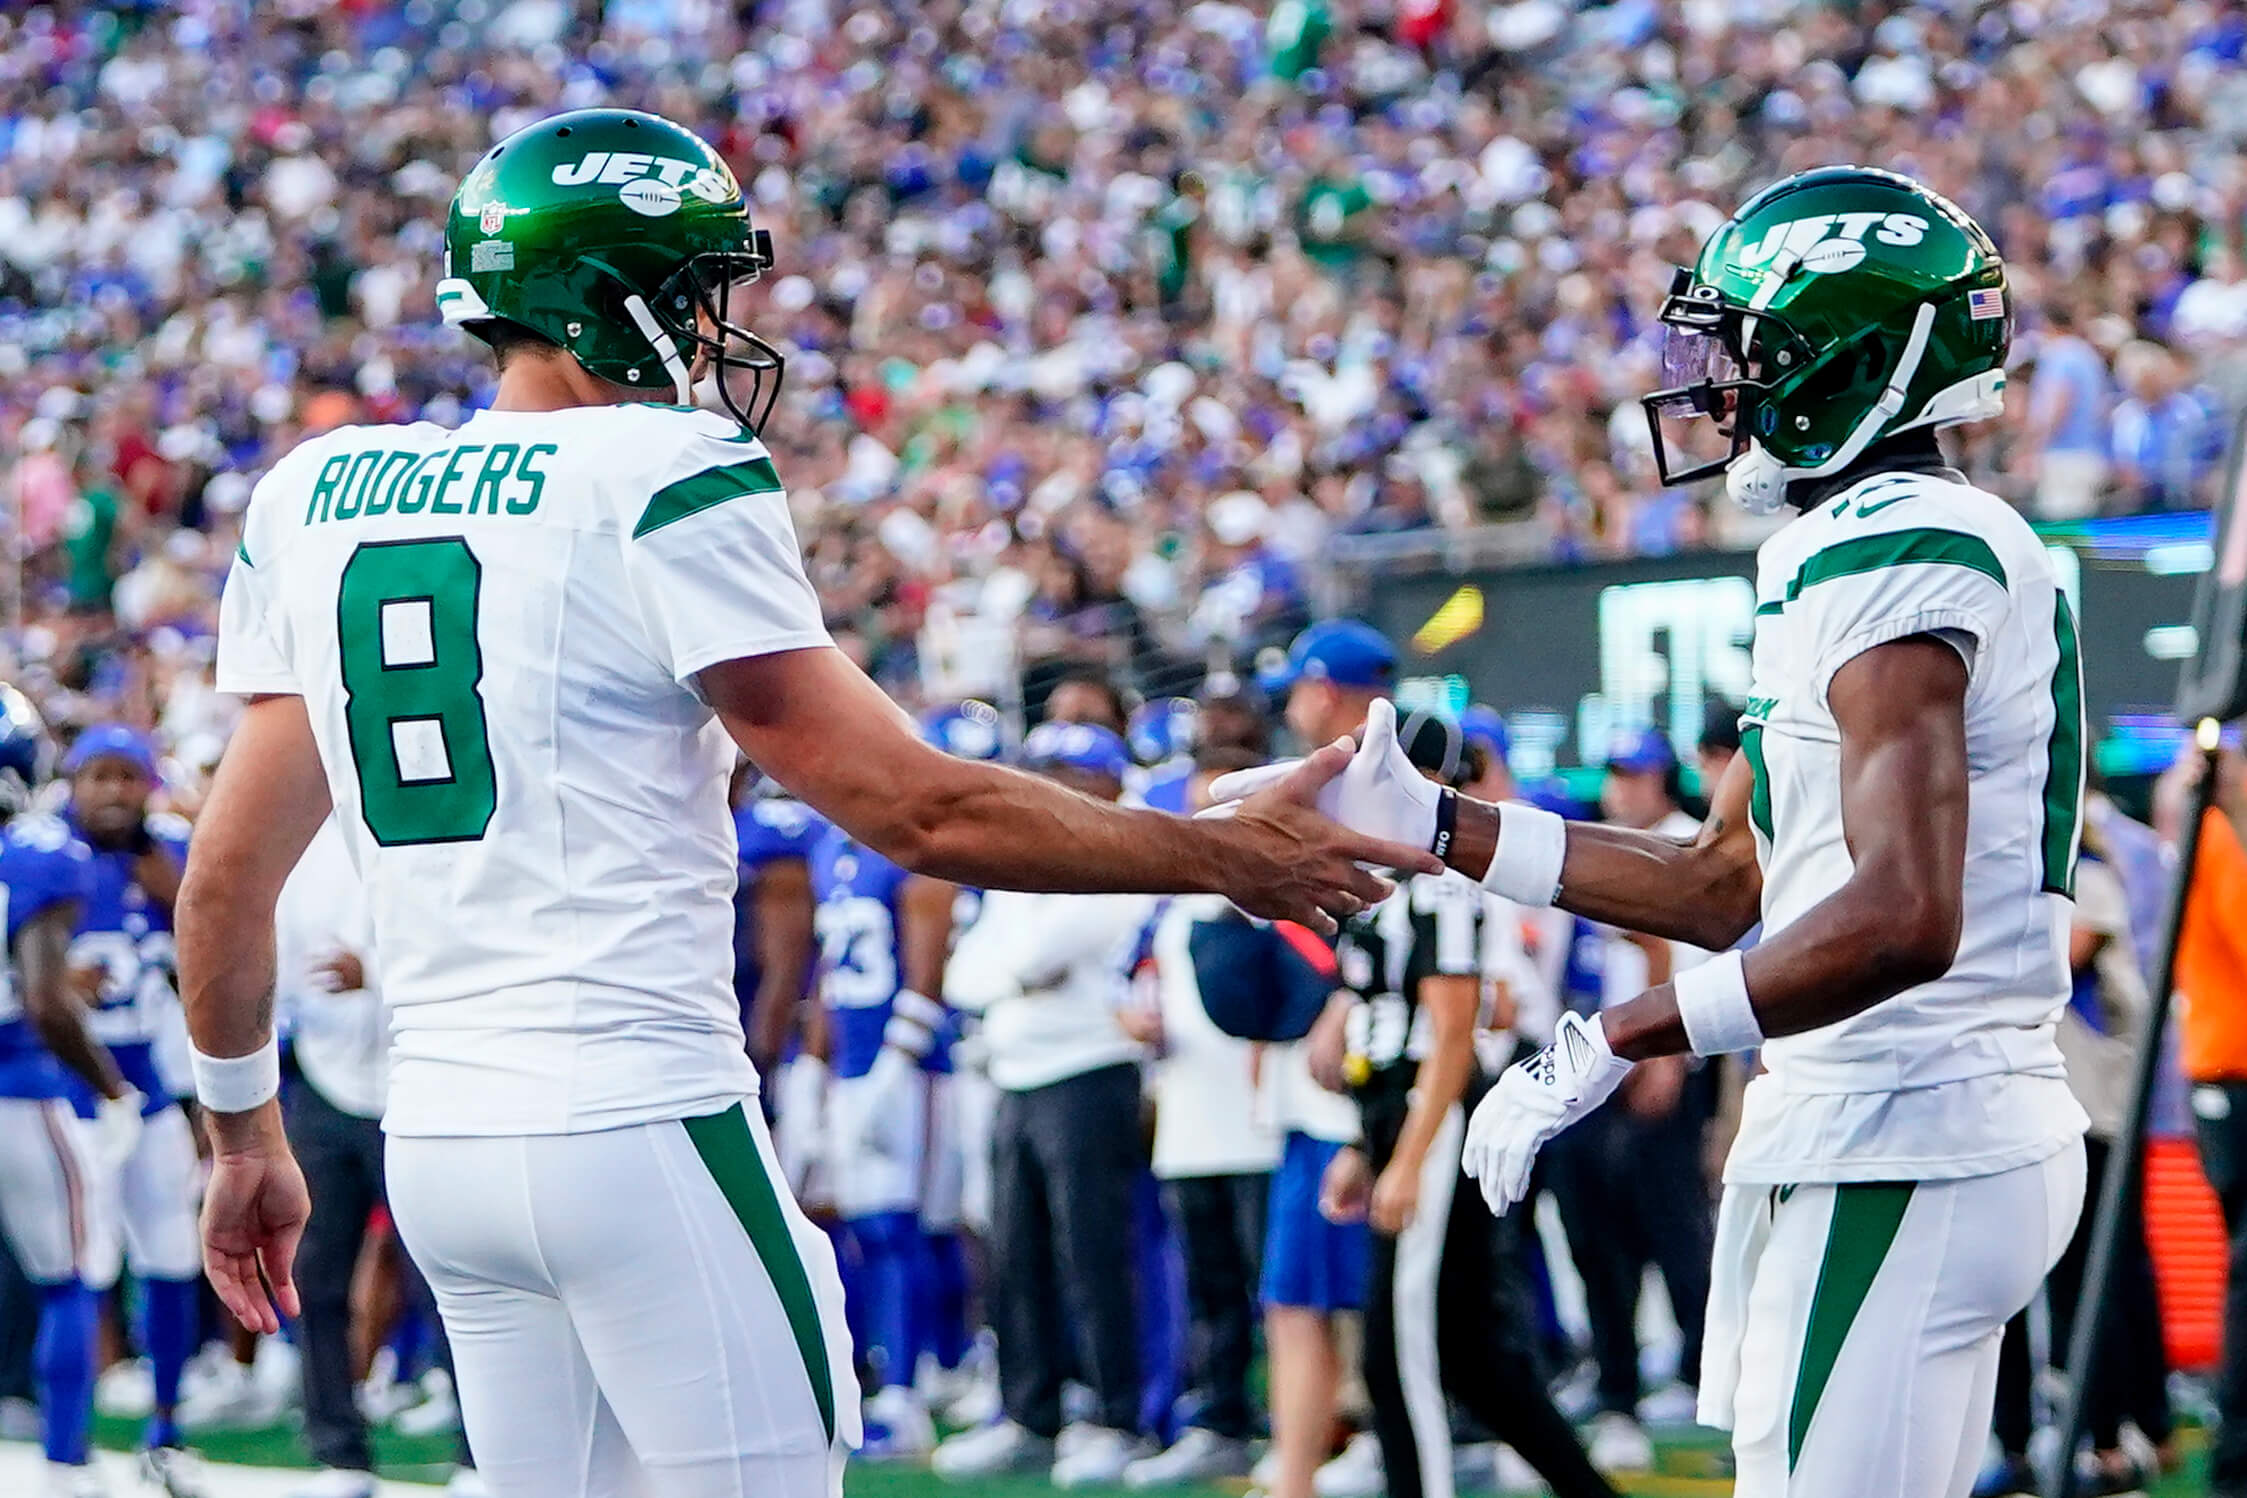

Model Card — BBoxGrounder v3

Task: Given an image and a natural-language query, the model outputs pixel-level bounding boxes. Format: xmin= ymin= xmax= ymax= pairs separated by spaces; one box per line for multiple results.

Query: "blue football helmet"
xmin=921 ymin=700 xmax=1006 ymax=761
xmin=0 ymin=685 xmax=52 ymax=819
xmin=1127 ymin=697 xmax=1199 ymax=767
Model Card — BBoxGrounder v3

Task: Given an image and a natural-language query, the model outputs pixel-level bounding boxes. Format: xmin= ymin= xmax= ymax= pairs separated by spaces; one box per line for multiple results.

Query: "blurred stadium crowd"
xmin=12 ymin=0 xmax=2247 ymax=735
xmin=7 ymin=0 xmax=2247 ymax=1494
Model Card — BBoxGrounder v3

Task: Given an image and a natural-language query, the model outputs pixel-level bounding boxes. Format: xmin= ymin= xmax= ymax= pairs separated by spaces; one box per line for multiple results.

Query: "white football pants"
xmin=82 ymin=1102 xmax=202 ymax=1289
xmin=1701 ymin=1142 xmax=2085 ymax=1498
xmin=387 ymin=1100 xmax=861 ymax=1498
xmin=0 ymin=1097 xmax=94 ymax=1284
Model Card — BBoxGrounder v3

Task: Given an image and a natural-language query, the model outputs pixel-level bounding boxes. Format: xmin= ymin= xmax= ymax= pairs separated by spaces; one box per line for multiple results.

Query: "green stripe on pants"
xmin=1788 ymin=1182 xmax=1914 ymax=1472
xmin=683 ymin=1104 xmax=837 ymax=1444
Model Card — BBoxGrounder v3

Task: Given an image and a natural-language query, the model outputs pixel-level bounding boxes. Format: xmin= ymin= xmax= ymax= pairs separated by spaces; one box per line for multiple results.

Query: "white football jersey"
xmin=216 ymin=403 xmax=830 ymax=1137
xmin=1725 ymin=468 xmax=2089 ymax=1184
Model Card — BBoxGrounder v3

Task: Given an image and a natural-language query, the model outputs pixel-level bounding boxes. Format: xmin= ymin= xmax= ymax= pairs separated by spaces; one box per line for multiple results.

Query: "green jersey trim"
xmin=2039 ymin=593 xmax=2085 ymax=897
xmin=1790 ymin=1181 xmax=1915 ymax=1471
xmin=632 ymin=456 xmax=783 ymax=540
xmin=682 ymin=1104 xmax=837 ymax=1443
xmin=1757 ymin=528 xmax=2007 ymax=617
xmin=1740 ymin=724 xmax=1775 ymax=843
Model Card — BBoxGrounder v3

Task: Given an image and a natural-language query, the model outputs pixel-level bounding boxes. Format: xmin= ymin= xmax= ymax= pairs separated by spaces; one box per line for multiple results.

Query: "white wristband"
xmin=1480 ymin=801 xmax=1566 ymax=907
xmin=1675 ymin=949 xmax=1763 ymax=1057
xmin=191 ymin=1037 xmax=281 ymax=1114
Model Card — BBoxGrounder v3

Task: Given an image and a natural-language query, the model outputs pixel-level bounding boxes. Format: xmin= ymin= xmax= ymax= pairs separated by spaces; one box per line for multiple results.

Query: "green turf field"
xmin=88 ymin=1412 xmax=2214 ymax=1495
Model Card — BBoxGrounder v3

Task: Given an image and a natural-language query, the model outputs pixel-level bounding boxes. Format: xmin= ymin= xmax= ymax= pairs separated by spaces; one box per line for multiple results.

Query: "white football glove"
xmin=773 ymin=1056 xmax=832 ymax=1197
xmin=1461 ymin=1012 xmax=1632 ymax=1215
xmin=856 ymin=1045 xmax=923 ymax=1163
xmin=1200 ymin=699 xmax=1442 ymax=855
xmin=93 ymin=1089 xmax=145 ymax=1171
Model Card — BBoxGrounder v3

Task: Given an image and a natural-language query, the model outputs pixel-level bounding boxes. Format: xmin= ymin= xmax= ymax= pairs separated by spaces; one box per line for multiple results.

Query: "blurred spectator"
xmin=1040 ymin=668 xmax=1131 ymax=737
xmin=1695 ymin=700 xmax=1741 ymax=795
xmin=12 ymin=0 xmax=2247 ymax=747
xmin=936 ymin=723 xmax=1155 ymax=1486
xmin=1120 ymin=750 xmax=1283 ymax=1487
xmin=2110 ymin=339 xmax=2225 ymax=511
xmin=2022 ymin=301 xmax=2114 ymax=521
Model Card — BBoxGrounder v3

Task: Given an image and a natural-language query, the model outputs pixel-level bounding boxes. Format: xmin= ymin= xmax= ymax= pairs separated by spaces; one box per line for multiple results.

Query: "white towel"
xmin=1696 ymin=1182 xmax=1777 ymax=1431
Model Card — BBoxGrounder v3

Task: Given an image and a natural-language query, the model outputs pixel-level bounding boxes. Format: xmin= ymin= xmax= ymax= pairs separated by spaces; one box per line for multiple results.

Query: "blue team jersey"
xmin=734 ymin=796 xmax=825 ymax=1039
xmin=63 ymin=810 xmax=188 ymax=1115
xmin=737 ymin=795 xmax=826 ymax=874
xmin=811 ymin=825 xmax=953 ymax=1080
xmin=0 ymin=815 xmax=98 ymax=1101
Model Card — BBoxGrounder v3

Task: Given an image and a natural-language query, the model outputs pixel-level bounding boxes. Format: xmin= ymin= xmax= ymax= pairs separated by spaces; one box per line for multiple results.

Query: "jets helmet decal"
xmin=438 ymin=108 xmax=786 ymax=432
xmin=1643 ymin=166 xmax=2010 ymax=513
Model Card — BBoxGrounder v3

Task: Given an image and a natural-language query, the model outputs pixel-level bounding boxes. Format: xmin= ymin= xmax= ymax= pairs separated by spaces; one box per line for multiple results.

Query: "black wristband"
xmin=1431 ymin=787 xmax=1459 ymax=861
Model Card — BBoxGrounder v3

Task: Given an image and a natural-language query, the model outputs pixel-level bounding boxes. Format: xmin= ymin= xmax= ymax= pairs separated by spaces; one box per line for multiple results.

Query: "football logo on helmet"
xmin=1734 ymin=212 xmax=1931 ymax=274
xmin=619 ymin=179 xmax=681 ymax=217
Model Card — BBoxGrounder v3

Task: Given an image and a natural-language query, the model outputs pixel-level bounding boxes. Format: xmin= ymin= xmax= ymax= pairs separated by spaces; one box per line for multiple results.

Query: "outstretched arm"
xmin=1598 ymin=637 xmax=1971 ymax=1060
xmin=702 ymin=647 xmax=1439 ymax=934
xmin=1446 ymin=754 xmax=1763 ymax=952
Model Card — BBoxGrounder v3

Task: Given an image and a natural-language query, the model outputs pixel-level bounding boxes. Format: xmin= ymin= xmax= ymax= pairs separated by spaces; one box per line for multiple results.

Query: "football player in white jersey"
xmin=173 ymin=108 xmax=1435 ymax=1498
xmin=1209 ymin=168 xmax=2090 ymax=1498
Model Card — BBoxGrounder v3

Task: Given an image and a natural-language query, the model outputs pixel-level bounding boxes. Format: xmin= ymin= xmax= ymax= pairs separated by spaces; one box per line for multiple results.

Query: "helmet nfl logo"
xmin=479 ymin=202 xmax=506 ymax=235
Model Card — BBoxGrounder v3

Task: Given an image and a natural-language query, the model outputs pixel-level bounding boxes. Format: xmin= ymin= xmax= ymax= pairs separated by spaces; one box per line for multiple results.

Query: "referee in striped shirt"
xmin=1315 ymin=710 xmax=1614 ymax=1498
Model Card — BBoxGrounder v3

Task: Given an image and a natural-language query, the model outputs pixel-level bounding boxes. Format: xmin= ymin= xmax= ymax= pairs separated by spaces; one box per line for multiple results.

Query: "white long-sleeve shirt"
xmin=1148 ymin=896 xmax=1283 ymax=1179
xmin=275 ymin=816 xmax=386 ymax=1120
xmin=946 ymin=888 xmax=1154 ymax=1093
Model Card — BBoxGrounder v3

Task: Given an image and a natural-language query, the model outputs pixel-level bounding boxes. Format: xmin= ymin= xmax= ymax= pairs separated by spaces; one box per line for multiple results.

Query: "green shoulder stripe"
xmin=632 ymin=456 xmax=783 ymax=539
xmin=1764 ymin=528 xmax=2007 ymax=616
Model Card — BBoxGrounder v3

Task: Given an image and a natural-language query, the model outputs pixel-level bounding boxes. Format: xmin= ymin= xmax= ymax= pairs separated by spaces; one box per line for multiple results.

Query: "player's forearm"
xmin=177 ymin=877 xmax=281 ymax=1061
xmin=748 ymin=877 xmax=814 ymax=1068
xmin=897 ymin=762 xmax=1240 ymax=898
xmin=899 ymin=876 xmax=958 ymax=1001
xmin=33 ymin=1008 xmax=126 ymax=1101
xmin=1602 ymin=870 xmax=1957 ymax=1062
xmin=1447 ymin=800 xmax=1761 ymax=950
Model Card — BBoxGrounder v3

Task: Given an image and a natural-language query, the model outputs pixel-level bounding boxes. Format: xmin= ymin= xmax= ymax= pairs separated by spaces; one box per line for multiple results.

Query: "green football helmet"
xmin=1643 ymin=166 xmax=2010 ymax=513
xmin=436 ymin=108 xmax=783 ymax=430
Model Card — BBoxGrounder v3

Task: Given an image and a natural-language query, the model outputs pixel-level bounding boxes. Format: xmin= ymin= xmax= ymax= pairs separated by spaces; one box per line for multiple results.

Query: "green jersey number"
xmin=337 ymin=538 xmax=497 ymax=846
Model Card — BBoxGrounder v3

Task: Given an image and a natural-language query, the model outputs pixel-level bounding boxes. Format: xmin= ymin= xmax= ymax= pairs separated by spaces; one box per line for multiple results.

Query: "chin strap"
xmin=1729 ymin=299 xmax=1940 ymax=513
xmin=623 ymin=293 xmax=694 ymax=404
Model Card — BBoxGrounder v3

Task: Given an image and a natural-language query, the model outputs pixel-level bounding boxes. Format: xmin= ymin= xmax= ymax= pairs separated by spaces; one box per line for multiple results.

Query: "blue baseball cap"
xmin=1604 ymin=726 xmax=1677 ymax=777
xmin=921 ymin=700 xmax=1006 ymax=761
xmin=1260 ymin=619 xmax=1397 ymax=695
xmin=62 ymin=724 xmax=158 ymax=779
xmin=1127 ymin=697 xmax=1199 ymax=766
xmin=1460 ymin=704 xmax=1511 ymax=768
xmin=1021 ymin=720 xmax=1131 ymax=783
